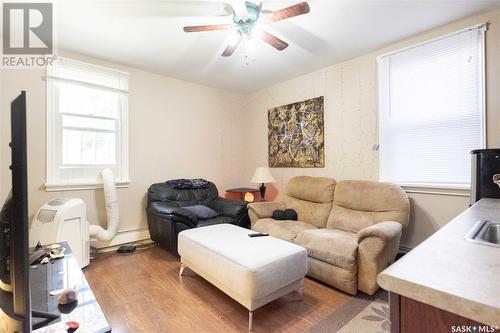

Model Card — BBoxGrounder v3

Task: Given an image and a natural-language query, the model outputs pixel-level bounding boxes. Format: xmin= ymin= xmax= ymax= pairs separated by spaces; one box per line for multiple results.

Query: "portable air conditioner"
xmin=30 ymin=198 xmax=90 ymax=268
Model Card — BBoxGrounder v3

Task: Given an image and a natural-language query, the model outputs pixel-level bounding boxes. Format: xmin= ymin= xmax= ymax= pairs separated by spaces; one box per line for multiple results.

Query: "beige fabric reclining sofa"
xmin=249 ymin=176 xmax=409 ymax=295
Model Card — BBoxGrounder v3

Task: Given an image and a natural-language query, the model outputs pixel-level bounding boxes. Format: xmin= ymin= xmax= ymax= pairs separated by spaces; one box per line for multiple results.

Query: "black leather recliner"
xmin=146 ymin=180 xmax=249 ymax=256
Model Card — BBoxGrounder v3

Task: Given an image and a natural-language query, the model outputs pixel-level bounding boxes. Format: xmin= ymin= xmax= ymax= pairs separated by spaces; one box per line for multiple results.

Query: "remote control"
xmin=248 ymin=233 xmax=269 ymax=237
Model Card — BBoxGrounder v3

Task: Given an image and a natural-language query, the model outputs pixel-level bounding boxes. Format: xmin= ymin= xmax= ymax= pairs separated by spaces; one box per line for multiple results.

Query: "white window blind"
xmin=378 ymin=25 xmax=485 ymax=188
xmin=46 ymin=57 xmax=129 ymax=190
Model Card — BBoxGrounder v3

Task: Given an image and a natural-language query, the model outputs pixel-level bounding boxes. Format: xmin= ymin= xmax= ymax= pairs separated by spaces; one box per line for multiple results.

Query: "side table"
xmin=226 ymin=188 xmax=261 ymax=202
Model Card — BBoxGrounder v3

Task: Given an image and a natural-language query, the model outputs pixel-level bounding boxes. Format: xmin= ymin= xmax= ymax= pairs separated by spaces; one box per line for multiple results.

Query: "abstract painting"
xmin=268 ymin=96 xmax=324 ymax=168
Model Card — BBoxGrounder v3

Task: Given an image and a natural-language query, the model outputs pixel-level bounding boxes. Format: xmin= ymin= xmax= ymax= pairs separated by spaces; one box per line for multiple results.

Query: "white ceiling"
xmin=52 ymin=0 xmax=500 ymax=92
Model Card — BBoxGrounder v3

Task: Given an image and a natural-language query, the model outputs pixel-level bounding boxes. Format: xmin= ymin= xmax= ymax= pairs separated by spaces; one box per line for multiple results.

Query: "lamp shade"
xmin=251 ymin=167 xmax=275 ymax=183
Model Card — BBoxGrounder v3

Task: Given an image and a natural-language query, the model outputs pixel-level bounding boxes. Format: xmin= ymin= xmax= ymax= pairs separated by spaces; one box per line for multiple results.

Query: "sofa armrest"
xmin=210 ymin=197 xmax=247 ymax=218
xmin=149 ymin=202 xmax=198 ymax=225
xmin=247 ymin=201 xmax=286 ymax=227
xmin=357 ymin=221 xmax=403 ymax=244
xmin=356 ymin=221 xmax=403 ymax=295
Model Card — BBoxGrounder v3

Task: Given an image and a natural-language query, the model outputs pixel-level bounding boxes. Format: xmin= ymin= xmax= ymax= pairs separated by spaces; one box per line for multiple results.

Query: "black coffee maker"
xmin=470 ymin=149 xmax=500 ymax=205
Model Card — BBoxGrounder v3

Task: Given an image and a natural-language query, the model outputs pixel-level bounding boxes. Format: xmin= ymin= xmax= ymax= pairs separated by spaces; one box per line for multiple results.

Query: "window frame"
xmin=45 ymin=58 xmax=130 ymax=191
xmin=377 ymin=23 xmax=487 ymax=190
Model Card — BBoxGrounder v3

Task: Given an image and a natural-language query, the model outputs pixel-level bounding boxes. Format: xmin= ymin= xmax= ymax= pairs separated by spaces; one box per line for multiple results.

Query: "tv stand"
xmin=32 ymin=309 xmax=59 ymax=319
xmin=31 ymin=242 xmax=110 ymax=332
xmin=32 ymin=309 xmax=60 ymax=330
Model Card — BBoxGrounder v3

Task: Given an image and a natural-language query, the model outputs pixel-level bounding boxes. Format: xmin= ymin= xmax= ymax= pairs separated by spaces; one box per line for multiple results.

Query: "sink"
xmin=465 ymin=220 xmax=500 ymax=248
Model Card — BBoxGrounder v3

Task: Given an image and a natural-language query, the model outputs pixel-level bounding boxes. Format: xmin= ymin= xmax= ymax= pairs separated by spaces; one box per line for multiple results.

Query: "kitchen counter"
xmin=378 ymin=198 xmax=500 ymax=327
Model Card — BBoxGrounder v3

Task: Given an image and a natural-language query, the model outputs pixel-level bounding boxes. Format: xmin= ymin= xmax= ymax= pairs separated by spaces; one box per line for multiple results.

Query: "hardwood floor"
xmin=84 ymin=245 xmax=350 ymax=333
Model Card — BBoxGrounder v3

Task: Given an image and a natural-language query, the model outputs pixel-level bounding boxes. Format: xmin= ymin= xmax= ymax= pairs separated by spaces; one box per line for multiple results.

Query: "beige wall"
xmin=0 ymin=49 xmax=246 ymax=246
xmin=1 ymin=8 xmax=499 ymax=249
xmin=241 ymin=8 xmax=500 ymax=248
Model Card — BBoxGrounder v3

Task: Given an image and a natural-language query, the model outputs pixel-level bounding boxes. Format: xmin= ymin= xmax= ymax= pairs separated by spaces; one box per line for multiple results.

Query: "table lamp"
xmin=251 ymin=167 xmax=275 ymax=200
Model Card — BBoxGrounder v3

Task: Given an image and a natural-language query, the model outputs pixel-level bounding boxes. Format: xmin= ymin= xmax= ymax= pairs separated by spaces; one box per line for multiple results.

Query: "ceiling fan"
xmin=183 ymin=1 xmax=311 ymax=57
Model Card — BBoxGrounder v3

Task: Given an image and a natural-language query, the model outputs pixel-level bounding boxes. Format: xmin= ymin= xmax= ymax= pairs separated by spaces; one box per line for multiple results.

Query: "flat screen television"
xmin=0 ymin=91 xmax=32 ymax=332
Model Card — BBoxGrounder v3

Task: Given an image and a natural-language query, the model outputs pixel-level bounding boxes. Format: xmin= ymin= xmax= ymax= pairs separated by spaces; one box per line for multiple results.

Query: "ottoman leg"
xmin=248 ymin=311 xmax=253 ymax=331
xmin=298 ymin=287 xmax=304 ymax=301
xmin=179 ymin=263 xmax=187 ymax=276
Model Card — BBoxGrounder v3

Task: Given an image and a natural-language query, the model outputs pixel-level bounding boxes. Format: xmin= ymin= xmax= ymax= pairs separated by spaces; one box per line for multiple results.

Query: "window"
xmin=46 ymin=57 xmax=129 ymax=190
xmin=378 ymin=24 xmax=485 ymax=188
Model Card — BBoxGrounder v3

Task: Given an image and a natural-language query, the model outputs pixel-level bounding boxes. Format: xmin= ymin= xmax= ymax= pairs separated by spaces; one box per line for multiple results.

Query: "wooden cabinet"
xmin=389 ymin=292 xmax=489 ymax=333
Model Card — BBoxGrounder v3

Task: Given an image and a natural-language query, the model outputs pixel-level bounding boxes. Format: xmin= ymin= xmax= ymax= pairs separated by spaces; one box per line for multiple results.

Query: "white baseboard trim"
xmin=90 ymin=228 xmax=413 ymax=255
xmin=90 ymin=227 xmax=151 ymax=250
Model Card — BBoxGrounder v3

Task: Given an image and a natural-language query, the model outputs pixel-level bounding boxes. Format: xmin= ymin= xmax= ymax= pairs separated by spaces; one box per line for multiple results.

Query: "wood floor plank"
xmin=84 ymin=245 xmax=350 ymax=332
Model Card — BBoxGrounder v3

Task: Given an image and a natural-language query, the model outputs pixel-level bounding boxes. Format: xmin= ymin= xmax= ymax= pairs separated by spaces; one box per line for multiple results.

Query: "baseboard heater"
xmin=399 ymin=245 xmax=413 ymax=254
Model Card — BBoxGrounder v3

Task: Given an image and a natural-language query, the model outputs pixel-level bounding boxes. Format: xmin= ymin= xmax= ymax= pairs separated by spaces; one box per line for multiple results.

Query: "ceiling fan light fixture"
xmin=228 ymin=31 xmax=242 ymax=47
xmin=233 ymin=1 xmax=261 ymax=24
xmin=250 ymin=25 xmax=263 ymax=40
xmin=183 ymin=1 xmax=310 ymax=58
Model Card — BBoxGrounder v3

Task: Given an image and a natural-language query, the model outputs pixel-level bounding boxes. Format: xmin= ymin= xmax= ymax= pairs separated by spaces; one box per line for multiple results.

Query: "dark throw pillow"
xmin=283 ymin=209 xmax=298 ymax=221
xmin=272 ymin=209 xmax=285 ymax=220
xmin=183 ymin=205 xmax=219 ymax=220
xmin=166 ymin=179 xmax=209 ymax=189
xmin=272 ymin=209 xmax=298 ymax=221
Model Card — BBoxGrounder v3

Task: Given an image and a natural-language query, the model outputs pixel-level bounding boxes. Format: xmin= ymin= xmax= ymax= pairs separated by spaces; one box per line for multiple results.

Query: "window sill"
xmin=398 ymin=183 xmax=470 ymax=197
xmin=44 ymin=180 xmax=130 ymax=192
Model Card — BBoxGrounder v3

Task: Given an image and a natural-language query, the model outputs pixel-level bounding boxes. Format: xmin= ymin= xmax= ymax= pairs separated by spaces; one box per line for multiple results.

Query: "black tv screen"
xmin=0 ymin=91 xmax=31 ymax=332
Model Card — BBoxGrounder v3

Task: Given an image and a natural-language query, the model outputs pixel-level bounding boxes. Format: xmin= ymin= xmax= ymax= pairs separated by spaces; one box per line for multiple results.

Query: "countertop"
xmin=378 ymin=198 xmax=500 ymax=327
xmin=32 ymin=242 xmax=110 ymax=333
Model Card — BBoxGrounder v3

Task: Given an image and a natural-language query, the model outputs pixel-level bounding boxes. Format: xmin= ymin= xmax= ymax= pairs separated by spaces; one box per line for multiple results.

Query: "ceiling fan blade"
xmin=263 ymin=2 xmax=310 ymax=24
xmin=183 ymin=24 xmax=232 ymax=33
xmin=230 ymin=0 xmax=248 ymax=21
xmin=260 ymin=30 xmax=288 ymax=51
xmin=222 ymin=34 xmax=243 ymax=57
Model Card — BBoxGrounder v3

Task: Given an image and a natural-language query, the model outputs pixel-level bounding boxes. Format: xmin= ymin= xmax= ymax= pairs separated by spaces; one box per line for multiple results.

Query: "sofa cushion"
xmin=196 ymin=216 xmax=233 ymax=228
xmin=294 ymin=229 xmax=358 ymax=272
xmin=253 ymin=218 xmax=317 ymax=242
xmin=148 ymin=181 xmax=219 ymax=207
xmin=285 ymin=176 xmax=336 ymax=203
xmin=280 ymin=176 xmax=336 ymax=228
xmin=281 ymin=196 xmax=333 ymax=228
xmin=327 ymin=180 xmax=409 ymax=233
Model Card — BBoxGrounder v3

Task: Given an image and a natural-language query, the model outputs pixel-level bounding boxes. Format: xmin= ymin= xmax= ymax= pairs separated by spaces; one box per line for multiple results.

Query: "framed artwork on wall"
xmin=268 ymin=96 xmax=325 ymax=168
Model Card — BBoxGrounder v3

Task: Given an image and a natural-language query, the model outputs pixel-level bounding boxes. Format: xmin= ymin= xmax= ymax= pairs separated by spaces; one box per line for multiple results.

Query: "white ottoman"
xmin=178 ymin=224 xmax=308 ymax=331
